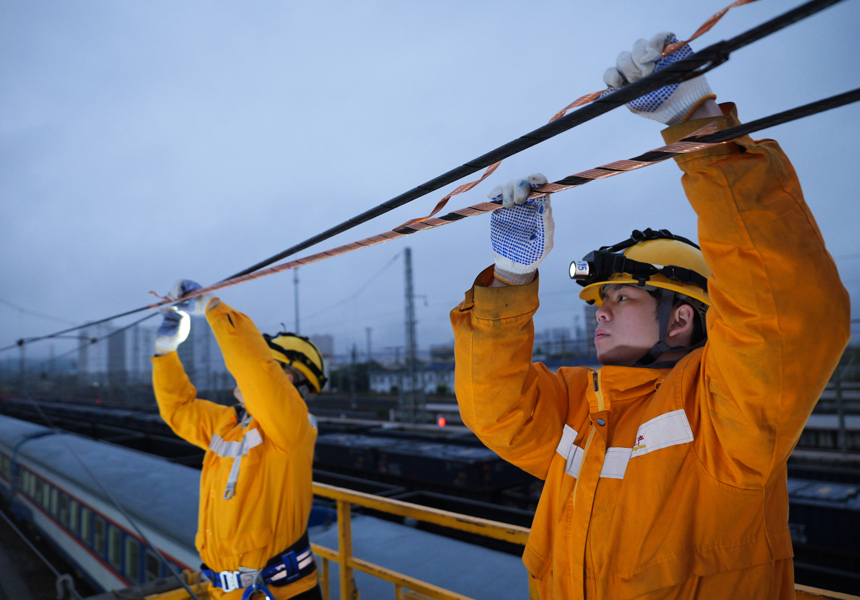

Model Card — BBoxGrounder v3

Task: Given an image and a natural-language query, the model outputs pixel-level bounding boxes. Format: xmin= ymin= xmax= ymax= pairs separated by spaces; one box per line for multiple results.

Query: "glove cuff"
xmin=154 ymin=340 xmax=180 ymax=354
xmin=643 ymin=77 xmax=714 ymax=126
xmin=494 ymin=261 xmax=536 ymax=286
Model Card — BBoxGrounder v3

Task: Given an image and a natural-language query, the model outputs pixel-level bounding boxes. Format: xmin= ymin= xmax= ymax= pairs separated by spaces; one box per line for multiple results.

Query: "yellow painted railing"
xmin=139 ymin=483 xmax=860 ymax=600
xmin=310 ymin=482 xmax=530 ymax=600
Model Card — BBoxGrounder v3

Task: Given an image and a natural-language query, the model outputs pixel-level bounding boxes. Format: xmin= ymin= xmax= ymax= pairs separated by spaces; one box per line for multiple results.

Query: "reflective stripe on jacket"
xmin=450 ymin=104 xmax=850 ymax=600
xmin=152 ymin=302 xmax=318 ymax=599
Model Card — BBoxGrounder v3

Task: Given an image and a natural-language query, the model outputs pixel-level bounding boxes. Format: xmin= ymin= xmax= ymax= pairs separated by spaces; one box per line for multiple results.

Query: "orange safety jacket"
xmin=450 ymin=104 xmax=850 ymax=600
xmin=152 ymin=302 xmax=318 ymax=600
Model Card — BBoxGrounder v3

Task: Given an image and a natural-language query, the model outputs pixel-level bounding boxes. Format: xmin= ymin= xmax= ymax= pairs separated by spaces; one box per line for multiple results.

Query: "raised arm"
xmin=606 ymin=31 xmax=850 ymax=486
xmin=451 ymin=282 xmax=572 ymax=478
xmin=668 ymin=105 xmax=850 ymax=485
xmin=205 ymin=300 xmax=312 ymax=452
xmin=151 ymin=309 xmax=229 ymax=450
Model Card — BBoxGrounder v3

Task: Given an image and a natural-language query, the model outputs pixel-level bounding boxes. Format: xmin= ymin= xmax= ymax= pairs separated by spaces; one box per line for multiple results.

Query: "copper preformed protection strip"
xmin=392 ymin=0 xmax=758 ymax=230
xmin=145 ymin=123 xmax=734 ymax=311
xmin=664 ymin=0 xmax=760 ymax=55
xmin=13 ymin=0 xmax=848 ymax=351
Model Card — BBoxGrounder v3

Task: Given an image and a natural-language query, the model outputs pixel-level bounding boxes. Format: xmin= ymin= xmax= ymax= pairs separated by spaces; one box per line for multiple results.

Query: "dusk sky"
xmin=2 ymin=0 xmax=858 ymax=362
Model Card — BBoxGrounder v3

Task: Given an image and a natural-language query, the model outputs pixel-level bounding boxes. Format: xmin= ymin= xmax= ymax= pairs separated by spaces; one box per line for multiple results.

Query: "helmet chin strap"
xmin=635 ymin=290 xmax=705 ymax=366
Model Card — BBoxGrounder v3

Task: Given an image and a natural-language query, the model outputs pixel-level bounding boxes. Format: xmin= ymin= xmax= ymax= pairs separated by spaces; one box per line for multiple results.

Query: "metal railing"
xmin=130 ymin=482 xmax=860 ymax=600
xmin=310 ymin=482 xmax=530 ymax=600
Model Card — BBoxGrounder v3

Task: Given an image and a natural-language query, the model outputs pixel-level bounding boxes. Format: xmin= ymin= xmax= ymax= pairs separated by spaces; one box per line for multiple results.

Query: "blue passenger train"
xmin=1 ymin=411 xmax=858 ymax=595
xmin=0 ymin=414 xmax=199 ymax=591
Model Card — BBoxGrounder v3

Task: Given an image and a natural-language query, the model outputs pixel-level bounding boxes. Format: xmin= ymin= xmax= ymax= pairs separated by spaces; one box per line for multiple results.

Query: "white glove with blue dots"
xmin=488 ymin=174 xmax=554 ymax=286
xmin=154 ymin=308 xmax=191 ymax=355
xmin=167 ymin=279 xmax=216 ymax=316
xmin=603 ymin=32 xmax=714 ymax=126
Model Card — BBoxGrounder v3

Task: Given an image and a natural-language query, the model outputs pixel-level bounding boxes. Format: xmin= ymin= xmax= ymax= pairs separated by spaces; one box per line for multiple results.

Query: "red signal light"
xmin=437 ymin=416 xmax=446 ymax=427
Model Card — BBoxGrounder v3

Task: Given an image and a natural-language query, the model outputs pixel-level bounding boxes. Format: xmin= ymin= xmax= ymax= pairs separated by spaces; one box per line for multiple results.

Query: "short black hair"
xmin=647 ymin=289 xmax=706 ymax=345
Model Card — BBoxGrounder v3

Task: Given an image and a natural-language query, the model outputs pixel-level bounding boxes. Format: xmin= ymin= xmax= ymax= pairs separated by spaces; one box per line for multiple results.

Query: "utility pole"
xmin=132 ymin=325 xmax=140 ymax=386
xmin=394 ymin=345 xmax=402 ymax=420
xmin=294 ymin=268 xmax=300 ymax=334
xmin=402 ymin=248 xmax=423 ymax=424
xmin=349 ymin=344 xmax=357 ymax=409
xmin=19 ymin=343 xmax=25 ymax=395
xmin=366 ymin=327 xmax=372 ymax=362
xmin=78 ymin=328 xmax=89 ymax=391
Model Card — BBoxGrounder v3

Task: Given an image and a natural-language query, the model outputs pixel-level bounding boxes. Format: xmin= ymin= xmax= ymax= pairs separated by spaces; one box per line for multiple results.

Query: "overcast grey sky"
xmin=2 ymin=0 xmax=859 ymax=361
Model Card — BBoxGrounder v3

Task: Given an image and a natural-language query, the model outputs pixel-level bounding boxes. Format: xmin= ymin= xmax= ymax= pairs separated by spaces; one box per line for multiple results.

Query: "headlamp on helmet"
xmin=570 ymin=228 xmax=712 ymax=366
xmin=571 ymin=228 xmax=711 ymax=307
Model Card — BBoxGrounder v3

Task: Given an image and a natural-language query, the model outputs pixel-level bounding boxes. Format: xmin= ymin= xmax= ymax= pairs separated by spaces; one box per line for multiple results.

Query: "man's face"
xmin=594 ymin=284 xmax=660 ymax=366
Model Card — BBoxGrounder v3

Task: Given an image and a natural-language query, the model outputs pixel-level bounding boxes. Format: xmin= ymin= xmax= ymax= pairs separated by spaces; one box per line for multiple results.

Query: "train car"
xmin=0 ymin=414 xmax=199 ymax=592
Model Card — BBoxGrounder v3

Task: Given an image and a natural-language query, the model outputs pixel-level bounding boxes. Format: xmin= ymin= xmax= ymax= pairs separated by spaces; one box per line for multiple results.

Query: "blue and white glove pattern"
xmin=603 ymin=32 xmax=714 ymax=126
xmin=488 ymin=174 xmax=554 ymax=286
xmin=154 ymin=308 xmax=191 ymax=355
xmin=167 ymin=279 xmax=214 ymax=316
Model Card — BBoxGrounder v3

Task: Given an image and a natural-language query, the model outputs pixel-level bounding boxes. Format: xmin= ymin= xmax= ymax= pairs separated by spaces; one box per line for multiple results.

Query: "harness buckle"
xmin=220 ymin=570 xmax=241 ymax=593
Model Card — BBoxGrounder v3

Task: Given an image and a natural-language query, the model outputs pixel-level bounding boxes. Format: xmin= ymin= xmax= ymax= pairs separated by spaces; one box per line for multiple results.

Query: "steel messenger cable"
xmin=5 ymin=0 xmax=848 ymax=351
xmin=140 ymin=85 xmax=860 ymax=312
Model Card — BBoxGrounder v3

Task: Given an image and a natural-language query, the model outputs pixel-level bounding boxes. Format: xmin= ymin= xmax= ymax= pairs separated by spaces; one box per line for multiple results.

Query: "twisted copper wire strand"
xmin=147 ymin=122 xmax=729 ymax=310
xmin=148 ymin=0 xmax=757 ymax=309
xmin=396 ymin=0 xmax=757 ymax=229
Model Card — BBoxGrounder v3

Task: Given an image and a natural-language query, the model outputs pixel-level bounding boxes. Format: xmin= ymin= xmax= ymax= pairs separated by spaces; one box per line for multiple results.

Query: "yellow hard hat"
xmin=264 ymin=333 xmax=327 ymax=393
xmin=572 ymin=228 xmax=711 ymax=307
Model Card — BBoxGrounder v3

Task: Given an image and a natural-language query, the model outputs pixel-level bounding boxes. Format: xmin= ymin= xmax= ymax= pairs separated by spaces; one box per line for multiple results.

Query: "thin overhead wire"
xmin=5 ymin=313 xmax=159 ymax=364
xmin=21 ymin=397 xmax=204 ymax=600
xmin=0 ymin=297 xmax=76 ymax=326
xmin=302 ymin=251 xmax=403 ymax=322
xmin=2 ymin=0 xmax=847 ymax=353
xmin=0 ymin=504 xmax=84 ymax=600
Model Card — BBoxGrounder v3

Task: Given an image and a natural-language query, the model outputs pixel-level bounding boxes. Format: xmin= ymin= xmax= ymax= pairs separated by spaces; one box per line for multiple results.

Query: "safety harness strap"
xmin=202 ymin=531 xmax=316 ymax=594
xmin=221 ymin=412 xmax=254 ymax=500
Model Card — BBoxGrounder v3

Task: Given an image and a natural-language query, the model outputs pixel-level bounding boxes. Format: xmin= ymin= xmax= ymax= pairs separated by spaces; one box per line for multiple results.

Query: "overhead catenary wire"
xmin=1 ymin=0 xmax=847 ymax=353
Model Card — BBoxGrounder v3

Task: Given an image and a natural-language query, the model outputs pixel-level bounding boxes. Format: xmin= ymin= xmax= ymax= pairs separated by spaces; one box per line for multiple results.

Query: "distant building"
xmin=76 ymin=318 xmax=233 ymax=391
xmin=584 ymin=304 xmax=598 ymax=356
xmin=369 ymin=363 xmax=455 ymax=395
xmin=429 ymin=344 xmax=455 ymax=364
xmin=107 ymin=328 xmax=127 ymax=387
xmin=308 ymin=334 xmax=334 ymax=357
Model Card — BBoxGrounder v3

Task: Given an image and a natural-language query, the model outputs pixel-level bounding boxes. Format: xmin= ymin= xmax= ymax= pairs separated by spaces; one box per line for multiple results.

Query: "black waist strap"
xmin=201 ymin=530 xmax=316 ymax=590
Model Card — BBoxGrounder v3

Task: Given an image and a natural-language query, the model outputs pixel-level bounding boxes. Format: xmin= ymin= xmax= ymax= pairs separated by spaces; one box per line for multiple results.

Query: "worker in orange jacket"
xmin=152 ymin=281 xmax=326 ymax=600
xmin=450 ymin=33 xmax=850 ymax=599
